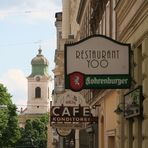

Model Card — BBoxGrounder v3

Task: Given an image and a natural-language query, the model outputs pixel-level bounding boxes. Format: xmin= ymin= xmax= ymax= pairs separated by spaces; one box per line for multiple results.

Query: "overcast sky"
xmin=0 ymin=0 xmax=62 ymax=110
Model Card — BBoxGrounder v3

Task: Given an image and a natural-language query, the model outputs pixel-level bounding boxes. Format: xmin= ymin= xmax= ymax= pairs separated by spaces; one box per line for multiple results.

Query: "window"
xmin=35 ymin=87 xmax=41 ymax=98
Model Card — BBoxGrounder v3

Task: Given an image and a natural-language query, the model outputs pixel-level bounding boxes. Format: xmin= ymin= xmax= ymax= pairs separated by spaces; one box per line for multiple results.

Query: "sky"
xmin=0 ymin=0 xmax=62 ymax=110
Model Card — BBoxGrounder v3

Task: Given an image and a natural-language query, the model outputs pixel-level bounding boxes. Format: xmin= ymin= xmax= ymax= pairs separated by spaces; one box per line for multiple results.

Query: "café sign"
xmin=50 ymin=105 xmax=98 ymax=123
xmin=64 ymin=35 xmax=131 ymax=91
xmin=50 ymin=90 xmax=98 ymax=127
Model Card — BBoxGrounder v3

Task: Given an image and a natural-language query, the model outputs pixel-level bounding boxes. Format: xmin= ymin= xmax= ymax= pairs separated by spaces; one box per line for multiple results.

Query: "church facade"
xmin=19 ymin=49 xmax=51 ymax=127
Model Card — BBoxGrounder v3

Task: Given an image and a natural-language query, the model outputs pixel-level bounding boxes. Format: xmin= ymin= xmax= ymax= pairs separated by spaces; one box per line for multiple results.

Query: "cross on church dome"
xmin=38 ymin=48 xmax=42 ymax=55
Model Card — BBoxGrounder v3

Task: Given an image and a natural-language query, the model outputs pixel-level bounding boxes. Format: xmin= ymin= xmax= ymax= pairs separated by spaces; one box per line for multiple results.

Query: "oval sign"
xmin=56 ymin=128 xmax=72 ymax=137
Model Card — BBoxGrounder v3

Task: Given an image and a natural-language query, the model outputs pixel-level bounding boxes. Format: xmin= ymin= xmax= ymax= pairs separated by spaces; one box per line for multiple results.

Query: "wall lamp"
xmin=115 ymin=86 xmax=143 ymax=118
xmin=114 ymin=103 xmax=136 ymax=115
xmin=114 ymin=102 xmax=140 ymax=117
xmin=114 ymin=103 xmax=125 ymax=115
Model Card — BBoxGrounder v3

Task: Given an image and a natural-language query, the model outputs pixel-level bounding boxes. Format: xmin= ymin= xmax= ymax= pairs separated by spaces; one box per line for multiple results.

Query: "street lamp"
xmin=114 ymin=103 xmax=124 ymax=115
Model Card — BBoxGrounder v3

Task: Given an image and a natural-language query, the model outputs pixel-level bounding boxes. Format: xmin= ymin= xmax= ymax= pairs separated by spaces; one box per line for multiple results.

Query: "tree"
xmin=0 ymin=83 xmax=21 ymax=147
xmin=16 ymin=114 xmax=49 ymax=148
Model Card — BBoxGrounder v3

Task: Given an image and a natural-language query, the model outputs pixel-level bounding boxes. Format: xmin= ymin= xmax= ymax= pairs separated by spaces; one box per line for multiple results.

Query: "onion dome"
xmin=28 ymin=48 xmax=49 ymax=77
xmin=31 ymin=48 xmax=49 ymax=65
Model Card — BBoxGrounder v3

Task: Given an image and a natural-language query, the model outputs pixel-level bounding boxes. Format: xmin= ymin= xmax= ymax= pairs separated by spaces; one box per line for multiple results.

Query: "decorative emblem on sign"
xmin=69 ymin=72 xmax=84 ymax=91
xmin=56 ymin=128 xmax=72 ymax=137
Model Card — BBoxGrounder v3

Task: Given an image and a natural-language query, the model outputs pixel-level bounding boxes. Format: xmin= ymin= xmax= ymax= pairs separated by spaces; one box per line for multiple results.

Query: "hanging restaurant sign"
xmin=64 ymin=35 xmax=131 ymax=91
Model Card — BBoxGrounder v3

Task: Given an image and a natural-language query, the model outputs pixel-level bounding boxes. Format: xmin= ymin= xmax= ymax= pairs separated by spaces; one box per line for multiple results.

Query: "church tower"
xmin=26 ymin=48 xmax=50 ymax=114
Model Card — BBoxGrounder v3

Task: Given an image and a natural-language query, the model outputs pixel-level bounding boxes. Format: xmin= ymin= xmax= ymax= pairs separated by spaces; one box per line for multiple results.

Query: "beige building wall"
xmin=105 ymin=91 xmax=118 ymax=131
xmin=69 ymin=0 xmax=80 ymax=39
xmin=97 ymin=90 xmax=118 ymax=148
xmin=115 ymin=0 xmax=148 ymax=148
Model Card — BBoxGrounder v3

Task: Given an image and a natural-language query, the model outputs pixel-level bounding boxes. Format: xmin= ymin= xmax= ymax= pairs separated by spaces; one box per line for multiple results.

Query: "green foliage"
xmin=0 ymin=83 xmax=12 ymax=105
xmin=16 ymin=115 xmax=49 ymax=148
xmin=40 ymin=113 xmax=49 ymax=124
xmin=0 ymin=83 xmax=21 ymax=147
xmin=0 ymin=83 xmax=49 ymax=148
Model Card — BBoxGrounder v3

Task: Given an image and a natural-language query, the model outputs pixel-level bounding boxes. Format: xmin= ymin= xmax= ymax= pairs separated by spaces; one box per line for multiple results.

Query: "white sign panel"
xmin=66 ymin=36 xmax=129 ymax=75
xmin=54 ymin=90 xmax=88 ymax=106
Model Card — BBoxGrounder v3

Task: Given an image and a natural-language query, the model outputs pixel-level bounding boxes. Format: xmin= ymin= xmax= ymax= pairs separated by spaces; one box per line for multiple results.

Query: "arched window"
xmin=35 ymin=87 xmax=41 ymax=98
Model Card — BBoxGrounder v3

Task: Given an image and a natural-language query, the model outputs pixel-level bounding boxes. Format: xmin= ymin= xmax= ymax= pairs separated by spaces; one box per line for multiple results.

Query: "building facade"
xmin=115 ymin=1 xmax=148 ymax=148
xmin=53 ymin=0 xmax=148 ymax=148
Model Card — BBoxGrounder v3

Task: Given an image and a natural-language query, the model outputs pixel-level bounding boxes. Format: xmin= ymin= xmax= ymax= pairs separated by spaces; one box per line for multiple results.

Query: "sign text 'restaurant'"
xmin=76 ymin=49 xmax=119 ymax=68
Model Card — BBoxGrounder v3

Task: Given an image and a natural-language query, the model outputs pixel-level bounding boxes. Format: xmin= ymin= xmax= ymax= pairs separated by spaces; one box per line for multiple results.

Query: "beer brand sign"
xmin=64 ymin=35 xmax=131 ymax=91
